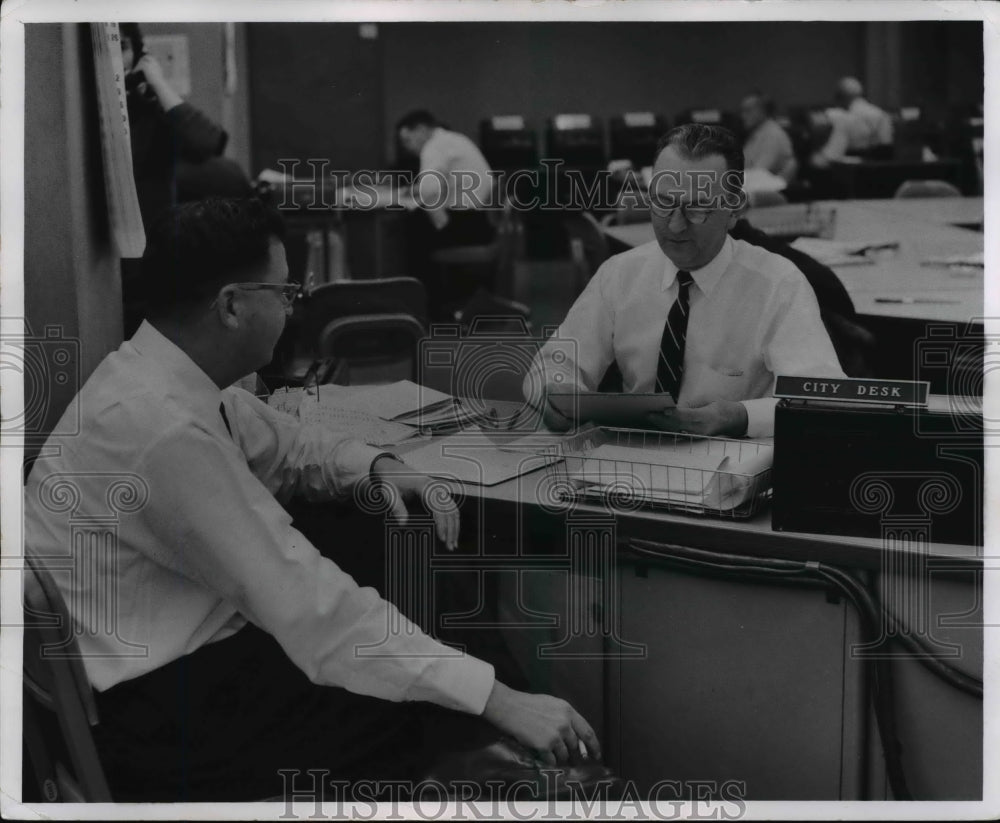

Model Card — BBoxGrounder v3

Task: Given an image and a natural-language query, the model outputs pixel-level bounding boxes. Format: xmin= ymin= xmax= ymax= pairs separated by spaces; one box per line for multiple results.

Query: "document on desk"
xmin=548 ymin=392 xmax=675 ymax=425
xmin=266 ymin=386 xmax=307 ymax=417
xmin=310 ymin=381 xmax=453 ymax=421
xmin=298 ymin=396 xmax=418 ymax=447
xmin=402 ymin=433 xmax=563 ymax=486
xmin=789 ymin=237 xmax=897 ymax=266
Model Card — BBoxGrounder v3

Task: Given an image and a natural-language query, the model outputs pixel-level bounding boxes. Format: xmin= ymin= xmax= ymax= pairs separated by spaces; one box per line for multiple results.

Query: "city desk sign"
xmin=774 ymin=375 xmax=930 ymax=407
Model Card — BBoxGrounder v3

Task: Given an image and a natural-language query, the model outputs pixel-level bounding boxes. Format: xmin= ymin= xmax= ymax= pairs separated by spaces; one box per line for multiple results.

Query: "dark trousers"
xmin=405 ymin=209 xmax=496 ymax=319
xmin=92 ymin=503 xmax=527 ymax=802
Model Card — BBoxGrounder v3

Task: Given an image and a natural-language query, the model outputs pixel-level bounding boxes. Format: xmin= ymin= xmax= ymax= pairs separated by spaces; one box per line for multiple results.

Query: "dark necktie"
xmin=219 ymin=402 xmax=233 ymax=437
xmin=655 ymin=270 xmax=694 ymax=401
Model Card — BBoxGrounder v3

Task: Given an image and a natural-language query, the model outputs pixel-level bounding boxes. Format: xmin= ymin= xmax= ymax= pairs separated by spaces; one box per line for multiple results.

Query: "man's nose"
xmin=667 ymin=208 xmax=689 ymax=232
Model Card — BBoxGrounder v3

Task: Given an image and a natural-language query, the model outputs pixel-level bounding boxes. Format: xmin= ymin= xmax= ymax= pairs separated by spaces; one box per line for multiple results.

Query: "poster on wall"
xmin=89 ymin=22 xmax=145 ymax=258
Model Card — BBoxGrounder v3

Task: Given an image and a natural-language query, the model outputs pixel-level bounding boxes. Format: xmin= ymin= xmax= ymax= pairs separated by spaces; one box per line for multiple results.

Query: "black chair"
xmin=479 ymin=116 xmax=538 ymax=173
xmin=674 ymin=108 xmax=740 ymax=134
xmin=609 ymin=113 xmax=667 ymax=168
xmin=563 ymin=212 xmax=610 ymax=295
xmin=546 ymin=113 xmax=606 ymax=172
xmin=300 ymin=278 xmax=428 ymax=385
xmin=22 ymin=552 xmax=113 ymax=802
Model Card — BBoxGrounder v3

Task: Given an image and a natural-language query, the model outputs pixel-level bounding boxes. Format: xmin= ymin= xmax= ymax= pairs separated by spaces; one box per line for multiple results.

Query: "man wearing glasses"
xmin=525 ymin=124 xmax=844 ymax=438
xmin=24 ymin=198 xmax=608 ymax=800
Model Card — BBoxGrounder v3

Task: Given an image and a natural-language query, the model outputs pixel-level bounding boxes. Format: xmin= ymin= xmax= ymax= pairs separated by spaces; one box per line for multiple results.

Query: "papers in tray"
xmin=566 ymin=439 xmax=773 ymax=512
xmin=402 ymin=433 xmax=563 ymax=486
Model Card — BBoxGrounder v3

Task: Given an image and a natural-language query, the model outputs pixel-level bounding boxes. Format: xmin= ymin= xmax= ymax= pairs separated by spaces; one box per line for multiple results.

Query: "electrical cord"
xmin=620 ymin=539 xmax=979 ymax=800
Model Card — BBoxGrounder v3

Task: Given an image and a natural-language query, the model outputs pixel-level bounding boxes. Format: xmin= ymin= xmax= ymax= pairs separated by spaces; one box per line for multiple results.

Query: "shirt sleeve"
xmin=523 ymin=258 xmax=617 ymax=407
xmin=744 ymin=271 xmax=846 ymax=438
xmin=222 ymin=388 xmax=387 ymax=505
xmin=165 ymin=101 xmax=228 ymax=162
xmin=134 ymin=419 xmax=496 ymax=714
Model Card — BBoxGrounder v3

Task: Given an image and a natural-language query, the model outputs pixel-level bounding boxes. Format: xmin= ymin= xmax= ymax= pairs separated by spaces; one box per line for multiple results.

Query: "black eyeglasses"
xmin=213 ymin=282 xmax=302 ymax=308
xmin=648 ymin=198 xmax=717 ymax=225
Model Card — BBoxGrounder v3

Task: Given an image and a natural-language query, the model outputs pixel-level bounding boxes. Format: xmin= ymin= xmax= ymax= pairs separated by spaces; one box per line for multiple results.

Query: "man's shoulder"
xmin=730 ymin=237 xmax=806 ymax=286
xmin=600 ymin=240 xmax=665 ymax=280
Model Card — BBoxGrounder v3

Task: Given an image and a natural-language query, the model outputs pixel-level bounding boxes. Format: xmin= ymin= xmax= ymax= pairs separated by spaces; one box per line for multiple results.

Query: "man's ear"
xmin=214 ymin=286 xmax=241 ymax=330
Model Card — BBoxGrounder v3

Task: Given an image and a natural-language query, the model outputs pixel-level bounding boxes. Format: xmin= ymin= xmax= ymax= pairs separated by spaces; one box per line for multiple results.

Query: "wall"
xmin=140 ymin=22 xmax=252 ymax=172
xmin=25 ymin=24 xmax=122 ymax=452
xmin=380 ymin=21 xmax=866 ymax=158
xmin=245 ymin=20 xmax=983 ymax=171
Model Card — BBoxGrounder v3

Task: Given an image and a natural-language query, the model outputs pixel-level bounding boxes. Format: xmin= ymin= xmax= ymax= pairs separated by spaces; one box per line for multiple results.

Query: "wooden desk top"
xmin=601 ymin=201 xmax=984 ymax=325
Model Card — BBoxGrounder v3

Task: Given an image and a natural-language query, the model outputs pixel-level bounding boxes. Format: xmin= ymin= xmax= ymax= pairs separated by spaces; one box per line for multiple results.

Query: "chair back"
xmin=563 ymin=212 xmax=610 ymax=294
xmin=301 ymin=277 xmax=427 ymax=354
xmin=316 ymin=313 xmax=426 ymax=385
xmin=22 ymin=552 xmax=113 ymax=802
xmin=894 ymin=179 xmax=962 ymax=199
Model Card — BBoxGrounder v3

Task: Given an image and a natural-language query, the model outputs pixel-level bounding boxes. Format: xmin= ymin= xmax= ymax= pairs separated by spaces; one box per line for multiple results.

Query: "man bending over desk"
xmin=24 ymin=198 xmax=607 ymax=801
xmin=525 ymin=124 xmax=844 ymax=438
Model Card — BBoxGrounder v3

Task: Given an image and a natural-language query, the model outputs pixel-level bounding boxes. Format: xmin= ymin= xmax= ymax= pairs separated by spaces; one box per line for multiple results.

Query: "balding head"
xmin=837 ymin=77 xmax=864 ymax=103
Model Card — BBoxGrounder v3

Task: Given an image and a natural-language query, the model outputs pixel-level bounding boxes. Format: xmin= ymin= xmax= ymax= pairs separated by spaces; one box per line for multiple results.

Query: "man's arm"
xmin=137 ymin=421 xmax=601 ymax=762
xmin=522 ymin=261 xmax=617 ymax=429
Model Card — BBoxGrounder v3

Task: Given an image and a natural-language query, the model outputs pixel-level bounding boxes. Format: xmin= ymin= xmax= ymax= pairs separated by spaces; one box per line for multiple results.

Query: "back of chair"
xmin=563 ymin=212 xmax=610 ymax=293
xmin=22 ymin=553 xmax=113 ymax=802
xmin=894 ymin=179 xmax=963 ymax=199
xmin=301 ymin=278 xmax=428 ymax=354
xmin=316 ymin=313 xmax=426 ymax=385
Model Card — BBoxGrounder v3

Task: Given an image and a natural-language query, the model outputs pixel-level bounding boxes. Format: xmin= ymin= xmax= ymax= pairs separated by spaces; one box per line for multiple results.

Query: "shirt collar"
xmin=128 ymin=321 xmax=224 ymax=423
xmin=661 ymin=234 xmax=734 ymax=297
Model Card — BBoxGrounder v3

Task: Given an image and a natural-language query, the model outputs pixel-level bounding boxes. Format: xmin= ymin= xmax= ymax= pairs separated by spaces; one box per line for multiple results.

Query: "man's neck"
xmin=148 ymin=318 xmax=243 ymax=389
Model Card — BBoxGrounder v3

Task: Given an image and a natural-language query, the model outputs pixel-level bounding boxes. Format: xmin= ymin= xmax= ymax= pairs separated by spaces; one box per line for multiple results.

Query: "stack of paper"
xmin=790 ymin=237 xmax=898 ymax=266
xmin=298 ymin=396 xmax=418 ymax=446
xmin=313 ymin=381 xmax=453 ymax=421
xmin=267 ymin=386 xmax=307 ymax=417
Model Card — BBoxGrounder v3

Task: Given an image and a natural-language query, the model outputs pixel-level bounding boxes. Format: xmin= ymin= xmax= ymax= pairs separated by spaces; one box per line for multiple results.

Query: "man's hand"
xmin=133 ymin=54 xmax=183 ymax=111
xmin=372 ymin=455 xmax=459 ymax=549
xmin=481 ymin=681 xmax=602 ymax=766
xmin=645 ymin=399 xmax=749 ymax=437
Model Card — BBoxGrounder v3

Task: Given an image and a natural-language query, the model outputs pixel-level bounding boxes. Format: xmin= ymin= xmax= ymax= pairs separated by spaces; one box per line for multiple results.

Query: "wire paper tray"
xmin=543 ymin=427 xmax=773 ymax=519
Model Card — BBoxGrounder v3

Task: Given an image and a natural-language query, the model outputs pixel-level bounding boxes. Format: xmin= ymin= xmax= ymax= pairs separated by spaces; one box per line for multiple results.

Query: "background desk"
xmin=851 ymin=196 xmax=983 ymax=229
xmin=388 ymin=418 xmax=983 ymax=800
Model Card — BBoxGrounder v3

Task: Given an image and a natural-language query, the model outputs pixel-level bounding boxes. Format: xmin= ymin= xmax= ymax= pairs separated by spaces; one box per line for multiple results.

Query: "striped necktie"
xmin=655 ymin=270 xmax=694 ymax=401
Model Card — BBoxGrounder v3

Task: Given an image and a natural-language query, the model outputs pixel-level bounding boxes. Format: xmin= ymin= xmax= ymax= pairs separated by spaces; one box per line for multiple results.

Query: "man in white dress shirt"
xmin=812 ymin=77 xmax=895 ymax=166
xmin=525 ymin=124 xmax=845 ymax=439
xmin=24 ymin=198 xmax=605 ymax=800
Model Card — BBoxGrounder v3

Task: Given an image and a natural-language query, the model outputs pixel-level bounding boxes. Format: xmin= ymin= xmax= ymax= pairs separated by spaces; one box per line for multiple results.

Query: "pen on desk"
xmin=874 ymin=297 xmax=961 ymax=304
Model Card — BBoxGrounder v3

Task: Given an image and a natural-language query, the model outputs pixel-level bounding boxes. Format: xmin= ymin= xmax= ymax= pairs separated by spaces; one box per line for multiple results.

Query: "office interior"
xmin=21 ymin=19 xmax=986 ymax=805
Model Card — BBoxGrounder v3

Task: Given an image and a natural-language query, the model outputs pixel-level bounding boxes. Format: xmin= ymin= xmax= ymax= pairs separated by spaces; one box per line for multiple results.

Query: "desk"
xmin=851 ymin=196 xmax=983 ymax=229
xmin=384 ymin=411 xmax=982 ymax=799
xmin=601 ymin=201 xmax=984 ymax=325
xmin=826 ymin=158 xmax=963 ymax=200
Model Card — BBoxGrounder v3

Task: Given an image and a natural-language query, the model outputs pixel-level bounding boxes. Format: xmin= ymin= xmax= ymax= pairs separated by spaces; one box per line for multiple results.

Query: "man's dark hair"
xmin=746 ymin=90 xmax=776 ymax=118
xmin=396 ymin=109 xmax=437 ymax=132
xmin=119 ymin=22 xmax=144 ymax=57
xmin=142 ymin=197 xmax=286 ymax=317
xmin=654 ymin=123 xmax=745 ymax=179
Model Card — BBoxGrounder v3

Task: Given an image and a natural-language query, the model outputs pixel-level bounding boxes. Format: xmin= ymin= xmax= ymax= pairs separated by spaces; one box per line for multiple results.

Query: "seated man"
xmin=812 ymin=77 xmax=894 ymax=167
xmin=24 ymin=198 xmax=606 ymax=801
xmin=397 ymin=109 xmax=497 ymax=315
xmin=740 ymin=91 xmax=797 ymax=183
xmin=524 ymin=124 xmax=845 ymax=438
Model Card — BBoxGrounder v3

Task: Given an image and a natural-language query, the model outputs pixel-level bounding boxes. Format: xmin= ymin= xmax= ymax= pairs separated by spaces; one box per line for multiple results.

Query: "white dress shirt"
xmin=24 ymin=322 xmax=494 ymax=714
xmin=524 ymin=236 xmax=845 ymax=438
xmin=820 ymin=99 xmax=894 ymax=160
xmin=743 ymin=118 xmax=796 ymax=180
xmin=416 ymin=127 xmax=494 ymax=211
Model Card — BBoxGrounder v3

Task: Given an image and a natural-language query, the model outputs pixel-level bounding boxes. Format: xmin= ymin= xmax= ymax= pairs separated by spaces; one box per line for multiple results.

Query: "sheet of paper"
xmin=266 ymin=387 xmax=306 ymax=417
xmin=313 ymin=381 xmax=452 ymax=421
xmin=402 ymin=433 xmax=562 ymax=486
xmin=298 ymin=397 xmax=418 ymax=446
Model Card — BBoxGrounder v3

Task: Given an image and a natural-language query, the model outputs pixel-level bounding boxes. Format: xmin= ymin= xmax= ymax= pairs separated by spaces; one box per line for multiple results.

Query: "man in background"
xmin=812 ymin=76 xmax=894 ymax=166
xmin=740 ymin=91 xmax=797 ymax=183
xmin=397 ymin=110 xmax=497 ymax=314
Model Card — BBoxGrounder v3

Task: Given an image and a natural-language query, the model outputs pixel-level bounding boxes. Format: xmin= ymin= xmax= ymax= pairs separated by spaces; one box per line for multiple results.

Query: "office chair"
xmin=894 ymin=179 xmax=962 ymax=199
xmin=609 ymin=112 xmax=667 ymax=168
xmin=563 ymin=212 xmax=610 ymax=294
xmin=479 ymin=116 xmax=538 ymax=173
xmin=302 ymin=278 xmax=428 ymax=385
xmin=22 ymin=552 xmax=113 ymax=802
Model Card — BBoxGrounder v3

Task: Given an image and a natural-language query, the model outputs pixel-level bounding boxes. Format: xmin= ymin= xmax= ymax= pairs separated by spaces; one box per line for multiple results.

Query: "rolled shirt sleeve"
xmin=135 ymin=414 xmax=495 ymax=715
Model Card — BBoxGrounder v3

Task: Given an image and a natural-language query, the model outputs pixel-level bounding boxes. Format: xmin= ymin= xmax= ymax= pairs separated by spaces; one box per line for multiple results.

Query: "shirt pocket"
xmin=682 ymin=362 xmax=752 ymax=407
